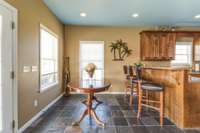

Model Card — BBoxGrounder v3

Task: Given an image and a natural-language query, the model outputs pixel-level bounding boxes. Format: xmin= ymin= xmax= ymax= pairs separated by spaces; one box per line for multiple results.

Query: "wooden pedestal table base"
xmin=82 ymin=95 xmax=103 ymax=105
xmin=68 ymin=80 xmax=111 ymax=128
xmin=72 ymin=93 xmax=105 ymax=127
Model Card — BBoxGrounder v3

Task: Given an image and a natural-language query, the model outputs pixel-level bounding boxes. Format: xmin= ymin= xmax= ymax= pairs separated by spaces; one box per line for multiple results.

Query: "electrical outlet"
xmin=31 ymin=66 xmax=38 ymax=72
xmin=34 ymin=100 xmax=38 ymax=107
xmin=23 ymin=66 xmax=31 ymax=73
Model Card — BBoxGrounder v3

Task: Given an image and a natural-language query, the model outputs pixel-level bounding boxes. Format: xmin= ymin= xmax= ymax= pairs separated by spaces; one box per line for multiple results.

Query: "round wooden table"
xmin=68 ymin=80 xmax=111 ymax=127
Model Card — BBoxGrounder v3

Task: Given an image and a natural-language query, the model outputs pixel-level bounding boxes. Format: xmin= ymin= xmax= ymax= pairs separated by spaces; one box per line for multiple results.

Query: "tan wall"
xmin=64 ymin=26 xmax=171 ymax=92
xmin=6 ymin=0 xmax=64 ymax=127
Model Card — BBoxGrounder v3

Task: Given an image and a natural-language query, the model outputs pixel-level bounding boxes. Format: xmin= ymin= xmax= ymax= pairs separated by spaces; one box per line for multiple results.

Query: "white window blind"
xmin=40 ymin=25 xmax=58 ymax=92
xmin=195 ymin=45 xmax=200 ymax=61
xmin=80 ymin=41 xmax=104 ymax=80
xmin=171 ymin=42 xmax=192 ymax=66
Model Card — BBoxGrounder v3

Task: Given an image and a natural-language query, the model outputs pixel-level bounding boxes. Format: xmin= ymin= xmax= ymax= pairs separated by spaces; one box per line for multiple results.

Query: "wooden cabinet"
xmin=140 ymin=31 xmax=176 ymax=61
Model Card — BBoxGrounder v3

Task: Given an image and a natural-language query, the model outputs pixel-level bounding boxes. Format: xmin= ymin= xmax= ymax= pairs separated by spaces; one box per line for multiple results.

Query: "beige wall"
xmin=6 ymin=0 xmax=64 ymax=127
xmin=65 ymin=26 xmax=171 ymax=92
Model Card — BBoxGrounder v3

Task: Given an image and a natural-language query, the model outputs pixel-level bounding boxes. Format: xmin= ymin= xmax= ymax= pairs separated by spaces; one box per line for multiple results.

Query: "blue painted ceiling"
xmin=43 ymin=0 xmax=200 ymax=26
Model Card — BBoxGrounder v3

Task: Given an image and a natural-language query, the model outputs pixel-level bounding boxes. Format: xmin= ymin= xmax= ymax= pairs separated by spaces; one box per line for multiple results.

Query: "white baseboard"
xmin=18 ymin=93 xmax=64 ymax=133
xmin=70 ymin=91 xmax=126 ymax=94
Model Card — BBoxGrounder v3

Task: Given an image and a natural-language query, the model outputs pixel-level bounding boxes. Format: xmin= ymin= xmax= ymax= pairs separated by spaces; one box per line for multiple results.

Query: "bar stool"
xmin=123 ymin=65 xmax=134 ymax=96
xmin=137 ymin=81 xmax=164 ymax=126
xmin=123 ymin=65 xmax=138 ymax=105
xmin=129 ymin=66 xmax=151 ymax=106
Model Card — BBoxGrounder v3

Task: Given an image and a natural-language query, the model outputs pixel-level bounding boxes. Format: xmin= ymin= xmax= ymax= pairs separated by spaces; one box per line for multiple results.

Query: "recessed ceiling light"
xmin=80 ymin=12 xmax=87 ymax=17
xmin=132 ymin=13 xmax=139 ymax=18
xmin=194 ymin=14 xmax=200 ymax=19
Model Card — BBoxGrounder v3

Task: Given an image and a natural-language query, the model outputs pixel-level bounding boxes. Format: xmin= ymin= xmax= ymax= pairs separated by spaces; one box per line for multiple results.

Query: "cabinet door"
xmin=140 ymin=33 xmax=146 ymax=60
xmin=141 ymin=33 xmax=152 ymax=60
xmin=159 ymin=33 xmax=168 ymax=59
xmin=151 ymin=33 xmax=160 ymax=59
xmin=167 ymin=33 xmax=176 ymax=59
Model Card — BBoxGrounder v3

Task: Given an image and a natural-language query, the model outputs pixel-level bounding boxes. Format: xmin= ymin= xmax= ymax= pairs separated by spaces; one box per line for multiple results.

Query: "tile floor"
xmin=24 ymin=94 xmax=200 ymax=133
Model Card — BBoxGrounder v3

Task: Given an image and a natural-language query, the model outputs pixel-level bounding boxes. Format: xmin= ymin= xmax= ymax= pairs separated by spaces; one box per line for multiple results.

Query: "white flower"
xmin=85 ymin=63 xmax=97 ymax=73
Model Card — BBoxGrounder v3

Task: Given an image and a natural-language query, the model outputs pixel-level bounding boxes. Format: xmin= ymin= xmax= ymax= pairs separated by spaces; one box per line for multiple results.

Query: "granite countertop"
xmin=189 ymin=71 xmax=200 ymax=74
xmin=143 ymin=66 xmax=189 ymax=70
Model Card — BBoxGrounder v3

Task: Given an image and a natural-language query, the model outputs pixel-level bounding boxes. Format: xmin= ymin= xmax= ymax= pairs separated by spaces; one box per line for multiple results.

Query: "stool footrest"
xmin=142 ymin=99 xmax=160 ymax=104
xmin=141 ymin=103 xmax=160 ymax=111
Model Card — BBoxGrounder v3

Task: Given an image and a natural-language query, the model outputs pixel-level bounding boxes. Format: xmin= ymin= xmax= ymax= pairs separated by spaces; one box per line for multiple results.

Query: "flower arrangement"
xmin=134 ymin=62 xmax=144 ymax=68
xmin=85 ymin=63 xmax=97 ymax=78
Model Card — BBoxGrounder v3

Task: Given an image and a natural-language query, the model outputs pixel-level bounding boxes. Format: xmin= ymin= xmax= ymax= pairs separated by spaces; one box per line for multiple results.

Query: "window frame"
xmin=171 ymin=42 xmax=193 ymax=66
xmin=79 ymin=41 xmax=105 ymax=80
xmin=194 ymin=44 xmax=200 ymax=61
xmin=39 ymin=24 xmax=59 ymax=92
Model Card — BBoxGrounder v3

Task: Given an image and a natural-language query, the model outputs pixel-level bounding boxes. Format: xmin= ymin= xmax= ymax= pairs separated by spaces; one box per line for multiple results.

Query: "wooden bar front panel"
xmin=184 ymin=81 xmax=200 ymax=128
xmin=142 ymin=68 xmax=188 ymax=128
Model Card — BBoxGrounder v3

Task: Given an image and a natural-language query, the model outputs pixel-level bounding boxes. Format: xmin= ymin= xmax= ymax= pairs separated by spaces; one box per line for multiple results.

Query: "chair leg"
xmin=129 ymin=88 xmax=133 ymax=106
xmin=125 ymin=87 xmax=127 ymax=97
xmin=136 ymin=84 xmax=139 ymax=96
xmin=160 ymin=91 xmax=164 ymax=127
xmin=137 ymin=82 xmax=142 ymax=119
xmin=146 ymin=90 xmax=149 ymax=105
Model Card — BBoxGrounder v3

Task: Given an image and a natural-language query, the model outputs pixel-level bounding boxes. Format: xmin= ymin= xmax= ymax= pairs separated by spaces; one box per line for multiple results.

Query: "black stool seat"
xmin=132 ymin=79 xmax=151 ymax=84
xmin=141 ymin=83 xmax=164 ymax=92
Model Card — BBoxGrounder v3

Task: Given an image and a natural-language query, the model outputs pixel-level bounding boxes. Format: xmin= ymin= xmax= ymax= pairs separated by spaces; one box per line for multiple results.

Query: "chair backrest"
xmin=134 ymin=66 xmax=142 ymax=80
xmin=128 ymin=65 xmax=134 ymax=76
xmin=123 ymin=65 xmax=128 ymax=75
xmin=123 ymin=65 xmax=134 ymax=76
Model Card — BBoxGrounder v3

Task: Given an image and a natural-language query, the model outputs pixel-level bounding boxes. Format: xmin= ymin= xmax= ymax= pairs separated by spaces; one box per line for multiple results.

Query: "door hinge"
xmin=12 ymin=120 xmax=15 ymax=129
xmin=11 ymin=71 xmax=15 ymax=79
xmin=11 ymin=21 xmax=15 ymax=30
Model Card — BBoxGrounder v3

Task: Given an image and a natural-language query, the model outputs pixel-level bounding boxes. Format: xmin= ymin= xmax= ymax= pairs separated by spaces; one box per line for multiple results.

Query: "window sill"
xmin=40 ymin=82 xmax=59 ymax=93
xmin=171 ymin=63 xmax=191 ymax=67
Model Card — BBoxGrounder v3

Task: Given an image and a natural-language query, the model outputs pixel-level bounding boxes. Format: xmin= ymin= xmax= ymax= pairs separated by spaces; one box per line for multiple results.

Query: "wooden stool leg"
xmin=136 ymin=84 xmax=139 ymax=96
xmin=129 ymin=88 xmax=133 ymax=106
xmin=146 ymin=90 xmax=149 ymax=105
xmin=137 ymin=82 xmax=142 ymax=119
xmin=125 ymin=86 xmax=127 ymax=96
xmin=160 ymin=91 xmax=164 ymax=126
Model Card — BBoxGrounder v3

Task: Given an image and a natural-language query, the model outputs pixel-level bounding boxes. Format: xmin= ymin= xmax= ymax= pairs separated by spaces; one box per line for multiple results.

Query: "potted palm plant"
xmin=110 ymin=42 xmax=118 ymax=60
xmin=121 ymin=45 xmax=132 ymax=59
xmin=110 ymin=39 xmax=132 ymax=61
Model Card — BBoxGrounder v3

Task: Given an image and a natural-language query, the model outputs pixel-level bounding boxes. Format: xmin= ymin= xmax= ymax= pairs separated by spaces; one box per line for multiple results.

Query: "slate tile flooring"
xmin=24 ymin=94 xmax=200 ymax=133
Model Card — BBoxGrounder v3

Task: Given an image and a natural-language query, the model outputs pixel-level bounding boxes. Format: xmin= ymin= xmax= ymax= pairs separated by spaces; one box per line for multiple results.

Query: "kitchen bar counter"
xmin=143 ymin=66 xmax=189 ymax=70
xmin=142 ymin=67 xmax=200 ymax=128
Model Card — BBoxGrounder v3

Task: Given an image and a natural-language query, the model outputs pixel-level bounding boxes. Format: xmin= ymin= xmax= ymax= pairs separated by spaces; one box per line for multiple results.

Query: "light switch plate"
xmin=34 ymin=100 xmax=38 ymax=107
xmin=32 ymin=66 xmax=38 ymax=72
xmin=23 ymin=66 xmax=31 ymax=73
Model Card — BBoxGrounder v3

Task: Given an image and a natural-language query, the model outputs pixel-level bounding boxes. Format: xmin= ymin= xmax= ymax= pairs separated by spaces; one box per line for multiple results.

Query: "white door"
xmin=0 ymin=3 xmax=14 ymax=133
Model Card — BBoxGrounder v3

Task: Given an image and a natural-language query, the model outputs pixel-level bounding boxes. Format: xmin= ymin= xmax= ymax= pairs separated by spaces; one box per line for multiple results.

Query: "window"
xmin=195 ymin=45 xmax=200 ymax=61
xmin=80 ymin=41 xmax=104 ymax=80
xmin=171 ymin=42 xmax=192 ymax=66
xmin=40 ymin=24 xmax=58 ymax=92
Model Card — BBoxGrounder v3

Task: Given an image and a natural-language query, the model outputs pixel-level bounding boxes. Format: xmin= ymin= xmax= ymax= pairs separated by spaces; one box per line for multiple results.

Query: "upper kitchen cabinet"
xmin=140 ymin=31 xmax=176 ymax=61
